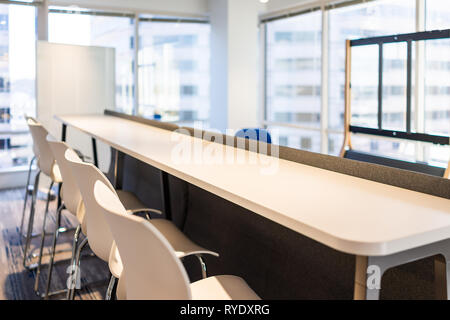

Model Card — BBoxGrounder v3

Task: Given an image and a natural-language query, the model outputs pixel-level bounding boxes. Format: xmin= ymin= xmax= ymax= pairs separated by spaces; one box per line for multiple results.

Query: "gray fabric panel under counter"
xmin=102 ymin=111 xmax=444 ymax=299
xmin=108 ymin=151 xmax=436 ymax=299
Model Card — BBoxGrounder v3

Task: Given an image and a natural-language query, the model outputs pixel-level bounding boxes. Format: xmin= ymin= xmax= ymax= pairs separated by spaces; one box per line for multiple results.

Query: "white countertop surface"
xmin=56 ymin=114 xmax=450 ymax=257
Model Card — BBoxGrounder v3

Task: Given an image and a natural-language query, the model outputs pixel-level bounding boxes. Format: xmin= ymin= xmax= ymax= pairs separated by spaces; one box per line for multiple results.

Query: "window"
xmin=153 ymin=35 xmax=198 ymax=47
xmin=425 ymin=0 xmax=450 ymax=30
xmin=329 ymin=0 xmax=416 ymax=130
xmin=49 ymin=10 xmax=135 ymax=114
xmin=328 ymin=0 xmax=416 ymax=157
xmin=263 ymin=0 xmax=450 ymax=168
xmin=266 ymin=125 xmax=321 ymax=153
xmin=0 ymin=107 xmax=10 ymax=123
xmin=265 ymin=10 xmax=322 ymax=151
xmin=138 ymin=20 xmax=210 ymax=125
xmin=0 ymin=3 xmax=36 ymax=171
xmin=0 ymin=14 xmax=8 ymax=31
xmin=300 ymin=137 xmax=312 ymax=150
xmin=180 ymin=85 xmax=198 ymax=96
xmin=177 ymin=60 xmax=197 ymax=72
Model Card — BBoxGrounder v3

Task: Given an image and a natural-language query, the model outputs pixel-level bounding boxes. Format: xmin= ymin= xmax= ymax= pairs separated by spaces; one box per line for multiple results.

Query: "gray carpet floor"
xmin=0 ymin=187 xmax=109 ymax=300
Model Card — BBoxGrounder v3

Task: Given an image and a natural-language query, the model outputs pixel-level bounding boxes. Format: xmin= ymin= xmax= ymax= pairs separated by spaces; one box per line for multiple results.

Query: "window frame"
xmin=260 ymin=0 xmax=444 ymax=161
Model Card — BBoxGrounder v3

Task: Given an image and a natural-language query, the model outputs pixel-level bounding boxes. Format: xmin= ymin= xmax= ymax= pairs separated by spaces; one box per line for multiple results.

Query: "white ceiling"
xmin=49 ymin=0 xmax=210 ymax=17
xmin=49 ymin=0 xmax=313 ymax=17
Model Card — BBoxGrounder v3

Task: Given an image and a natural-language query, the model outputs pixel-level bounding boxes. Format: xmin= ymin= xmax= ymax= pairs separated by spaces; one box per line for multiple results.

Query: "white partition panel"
xmin=36 ymin=41 xmax=115 ymax=173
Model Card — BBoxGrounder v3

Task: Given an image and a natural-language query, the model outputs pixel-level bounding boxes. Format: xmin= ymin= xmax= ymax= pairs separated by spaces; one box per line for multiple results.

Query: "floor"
xmin=0 ymin=187 xmax=109 ymax=300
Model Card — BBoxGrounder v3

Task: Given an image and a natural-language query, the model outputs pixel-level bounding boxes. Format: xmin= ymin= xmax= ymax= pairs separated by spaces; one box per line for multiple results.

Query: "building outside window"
xmin=138 ymin=20 xmax=210 ymax=127
xmin=263 ymin=0 xmax=449 ymax=169
xmin=265 ymin=10 xmax=322 ymax=152
xmin=0 ymin=3 xmax=36 ymax=170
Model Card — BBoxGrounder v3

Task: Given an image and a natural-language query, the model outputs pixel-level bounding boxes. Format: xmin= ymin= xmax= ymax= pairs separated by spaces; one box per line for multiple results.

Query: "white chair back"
xmin=47 ymin=136 xmax=86 ymax=232
xmin=25 ymin=115 xmax=39 ymax=158
xmin=64 ymin=150 xmax=117 ymax=262
xmin=27 ymin=118 xmax=58 ymax=179
xmin=93 ymin=179 xmax=191 ymax=300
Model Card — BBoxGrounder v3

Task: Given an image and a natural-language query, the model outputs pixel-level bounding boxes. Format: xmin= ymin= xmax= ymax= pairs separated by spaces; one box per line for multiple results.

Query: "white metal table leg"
xmin=354 ymin=238 xmax=450 ymax=300
xmin=354 ymin=256 xmax=382 ymax=300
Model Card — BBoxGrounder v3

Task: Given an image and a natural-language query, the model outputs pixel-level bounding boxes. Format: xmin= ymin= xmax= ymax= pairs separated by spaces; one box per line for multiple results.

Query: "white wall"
xmin=36 ymin=41 xmax=115 ymax=173
xmin=49 ymin=0 xmax=209 ymax=17
xmin=209 ymin=0 xmax=260 ymax=132
xmin=209 ymin=0 xmax=229 ymax=130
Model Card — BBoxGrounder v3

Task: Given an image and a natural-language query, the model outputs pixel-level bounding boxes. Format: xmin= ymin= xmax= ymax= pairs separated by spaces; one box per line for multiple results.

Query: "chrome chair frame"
xmin=19 ymin=155 xmax=36 ymax=236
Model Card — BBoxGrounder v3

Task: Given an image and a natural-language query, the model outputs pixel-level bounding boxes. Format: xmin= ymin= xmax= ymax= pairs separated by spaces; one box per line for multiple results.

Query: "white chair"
xmin=94 ymin=179 xmax=260 ymax=300
xmin=24 ymin=118 xmax=63 ymax=278
xmin=65 ymin=147 xmax=219 ymax=300
xmin=42 ymin=138 xmax=164 ymax=299
xmin=38 ymin=137 xmax=88 ymax=299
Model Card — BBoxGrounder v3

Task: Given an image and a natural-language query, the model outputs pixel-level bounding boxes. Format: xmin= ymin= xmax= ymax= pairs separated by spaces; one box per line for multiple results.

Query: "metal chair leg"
xmin=34 ymin=181 xmax=54 ymax=294
xmin=67 ymin=237 xmax=88 ymax=300
xmin=63 ymin=224 xmax=81 ymax=300
xmin=23 ymin=170 xmax=41 ymax=269
xmin=105 ymin=275 xmax=118 ymax=300
xmin=196 ymin=255 xmax=208 ymax=279
xmin=20 ymin=156 xmax=35 ymax=235
xmin=43 ymin=205 xmax=64 ymax=299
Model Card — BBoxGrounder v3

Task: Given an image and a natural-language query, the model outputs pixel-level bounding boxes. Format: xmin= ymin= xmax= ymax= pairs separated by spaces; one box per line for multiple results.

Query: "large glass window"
xmin=0 ymin=3 xmax=36 ymax=170
xmin=263 ymin=0 xmax=450 ymax=168
xmin=265 ymin=11 xmax=322 ymax=150
xmin=328 ymin=0 xmax=416 ymax=156
xmin=49 ymin=10 xmax=135 ymax=114
xmin=138 ymin=20 xmax=210 ymax=127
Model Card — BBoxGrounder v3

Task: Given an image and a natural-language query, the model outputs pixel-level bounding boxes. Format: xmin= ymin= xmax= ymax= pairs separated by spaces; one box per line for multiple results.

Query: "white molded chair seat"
xmin=107 ymin=219 xmax=221 ymax=280
xmin=116 ymin=190 xmax=160 ymax=215
xmin=93 ymin=180 xmax=258 ymax=300
xmin=65 ymin=150 xmax=219 ymax=299
xmin=151 ymin=219 xmax=219 ymax=259
xmin=190 ymin=275 xmax=260 ymax=300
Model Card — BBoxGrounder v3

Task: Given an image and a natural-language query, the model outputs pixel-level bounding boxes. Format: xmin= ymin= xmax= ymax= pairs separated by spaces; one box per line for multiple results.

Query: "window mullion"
xmin=415 ymin=0 xmax=426 ymax=162
xmin=134 ymin=13 xmax=139 ymax=116
xmin=321 ymin=7 xmax=329 ymax=154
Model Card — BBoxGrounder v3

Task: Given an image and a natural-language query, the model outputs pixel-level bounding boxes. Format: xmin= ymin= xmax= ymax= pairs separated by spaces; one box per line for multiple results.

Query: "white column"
xmin=134 ymin=13 xmax=140 ymax=115
xmin=415 ymin=0 xmax=426 ymax=162
xmin=37 ymin=0 xmax=49 ymax=41
xmin=209 ymin=0 xmax=259 ymax=132
xmin=320 ymin=8 xmax=329 ymax=154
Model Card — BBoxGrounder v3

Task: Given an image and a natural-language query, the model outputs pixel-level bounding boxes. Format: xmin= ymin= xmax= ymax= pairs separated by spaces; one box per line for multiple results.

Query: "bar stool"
xmin=34 ymin=136 xmax=89 ymax=298
xmin=65 ymin=150 xmax=219 ymax=300
xmin=93 ymin=180 xmax=260 ymax=300
xmin=24 ymin=118 xmax=63 ymax=272
xmin=19 ymin=115 xmax=38 ymax=237
xmin=40 ymin=137 xmax=164 ymax=299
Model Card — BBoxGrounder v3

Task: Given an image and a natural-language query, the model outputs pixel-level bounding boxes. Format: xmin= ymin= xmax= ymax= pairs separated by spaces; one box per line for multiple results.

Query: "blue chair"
xmin=235 ymin=128 xmax=272 ymax=144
